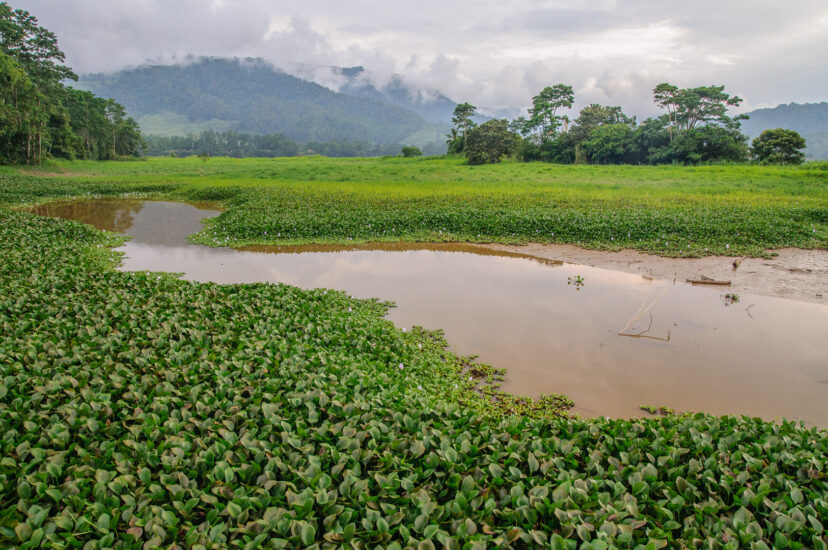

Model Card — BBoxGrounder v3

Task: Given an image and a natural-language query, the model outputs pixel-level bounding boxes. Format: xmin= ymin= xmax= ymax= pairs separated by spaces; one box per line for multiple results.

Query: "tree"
xmin=632 ymin=117 xmax=672 ymax=164
xmin=401 ymin=145 xmax=422 ymax=158
xmin=0 ymin=50 xmax=35 ymax=163
xmin=583 ymin=124 xmax=638 ymax=164
xmin=0 ymin=2 xmax=76 ymax=86
xmin=653 ymin=83 xmax=746 ymax=136
xmin=0 ymin=2 xmax=142 ymax=164
xmin=668 ymin=125 xmax=749 ymax=164
xmin=751 ymin=129 xmax=806 ymax=165
xmin=447 ymin=102 xmax=477 ymax=154
xmin=559 ymin=104 xmax=635 ymax=162
xmin=652 ymin=83 xmax=680 ymax=140
xmin=464 ymin=119 xmax=517 ymax=165
xmin=525 ymin=84 xmax=574 ymax=141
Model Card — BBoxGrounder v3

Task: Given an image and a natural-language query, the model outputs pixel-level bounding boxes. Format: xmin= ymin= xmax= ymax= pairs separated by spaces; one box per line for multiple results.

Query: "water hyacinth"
xmin=3 ymin=156 xmax=814 ymax=258
xmin=0 ymin=162 xmax=826 ymax=548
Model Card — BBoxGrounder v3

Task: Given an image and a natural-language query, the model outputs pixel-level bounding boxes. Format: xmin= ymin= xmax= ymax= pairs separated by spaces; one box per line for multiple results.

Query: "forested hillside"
xmin=76 ymin=58 xmax=446 ymax=148
xmin=742 ymin=102 xmax=828 ymax=159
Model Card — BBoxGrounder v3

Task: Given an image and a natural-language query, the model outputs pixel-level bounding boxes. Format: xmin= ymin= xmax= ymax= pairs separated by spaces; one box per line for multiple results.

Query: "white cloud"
xmin=14 ymin=0 xmax=828 ymax=118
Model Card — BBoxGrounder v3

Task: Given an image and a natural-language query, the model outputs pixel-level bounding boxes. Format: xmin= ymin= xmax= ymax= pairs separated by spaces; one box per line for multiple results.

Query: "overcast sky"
xmin=15 ymin=0 xmax=828 ymax=118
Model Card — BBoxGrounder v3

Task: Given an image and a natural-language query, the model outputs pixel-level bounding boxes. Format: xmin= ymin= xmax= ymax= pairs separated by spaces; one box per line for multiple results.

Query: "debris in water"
xmin=687 ymin=275 xmax=731 ymax=286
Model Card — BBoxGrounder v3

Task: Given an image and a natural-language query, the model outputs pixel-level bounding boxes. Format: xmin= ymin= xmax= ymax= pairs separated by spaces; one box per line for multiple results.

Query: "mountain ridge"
xmin=742 ymin=102 xmax=828 ymax=159
xmin=75 ymin=57 xmax=448 ymax=150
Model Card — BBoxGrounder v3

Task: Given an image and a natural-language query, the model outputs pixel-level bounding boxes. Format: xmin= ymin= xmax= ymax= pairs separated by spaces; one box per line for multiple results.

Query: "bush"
xmin=464 ymin=119 xmax=518 ymax=165
xmin=401 ymin=145 xmax=423 ymax=158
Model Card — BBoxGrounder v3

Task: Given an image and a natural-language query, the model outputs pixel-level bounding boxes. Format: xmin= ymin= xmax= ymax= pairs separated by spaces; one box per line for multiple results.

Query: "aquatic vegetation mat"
xmin=5 ymin=156 xmax=828 ymax=257
xmin=1 ymin=205 xmax=826 ymax=548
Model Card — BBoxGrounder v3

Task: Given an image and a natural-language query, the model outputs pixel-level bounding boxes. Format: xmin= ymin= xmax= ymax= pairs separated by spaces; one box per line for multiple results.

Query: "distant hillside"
xmin=334 ymin=67 xmax=457 ymax=125
xmin=75 ymin=58 xmax=446 ymax=148
xmin=742 ymin=102 xmax=828 ymax=159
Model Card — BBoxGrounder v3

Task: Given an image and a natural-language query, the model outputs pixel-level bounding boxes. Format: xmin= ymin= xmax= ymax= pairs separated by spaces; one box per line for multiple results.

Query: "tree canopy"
xmin=446 ymin=102 xmax=477 ymax=154
xmin=752 ymin=128 xmax=807 ymax=165
xmin=0 ymin=2 xmax=142 ymax=164
xmin=464 ymin=119 xmax=517 ymax=165
xmin=525 ymin=84 xmax=574 ymax=141
xmin=482 ymin=81 xmax=758 ymax=166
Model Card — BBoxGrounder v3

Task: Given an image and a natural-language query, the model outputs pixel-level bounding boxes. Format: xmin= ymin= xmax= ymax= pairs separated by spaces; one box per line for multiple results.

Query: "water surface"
xmin=34 ymin=200 xmax=828 ymax=425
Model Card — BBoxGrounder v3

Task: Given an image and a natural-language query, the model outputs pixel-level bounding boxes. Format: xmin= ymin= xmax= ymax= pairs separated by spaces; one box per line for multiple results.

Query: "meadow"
xmin=5 ymin=156 xmax=827 ymax=256
xmin=1 ymin=157 xmax=827 ymax=548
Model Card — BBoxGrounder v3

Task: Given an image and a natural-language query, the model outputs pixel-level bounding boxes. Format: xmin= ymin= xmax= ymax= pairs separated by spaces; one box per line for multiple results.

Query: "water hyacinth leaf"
xmin=0 ymin=170 xmax=826 ymax=548
xmin=14 ymin=522 xmax=32 ymax=542
xmin=300 ymin=523 xmax=316 ymax=545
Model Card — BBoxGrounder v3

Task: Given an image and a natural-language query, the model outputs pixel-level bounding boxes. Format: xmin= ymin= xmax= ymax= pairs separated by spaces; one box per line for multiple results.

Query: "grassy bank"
xmin=6 ymin=156 xmax=827 ymax=256
xmin=1 ymin=204 xmax=826 ymax=548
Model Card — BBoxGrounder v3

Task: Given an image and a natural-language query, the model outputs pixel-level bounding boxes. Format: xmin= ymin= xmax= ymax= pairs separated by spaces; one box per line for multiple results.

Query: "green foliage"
xmin=552 ymin=105 xmax=636 ymax=163
xmin=752 ymin=129 xmax=807 ymax=165
xmin=4 ymin=157 xmax=826 ymax=258
xmin=0 ymin=199 xmax=826 ymax=548
xmin=463 ymin=120 xmax=518 ymax=165
xmin=401 ymin=145 xmax=423 ymax=158
xmin=526 ymin=84 xmax=575 ymax=141
xmin=664 ymin=125 xmax=749 ymax=165
xmin=447 ymin=102 xmax=477 ymax=154
xmin=652 ymin=83 xmax=746 ymax=132
xmin=511 ymin=83 xmax=750 ymax=165
xmin=583 ymin=124 xmax=638 ymax=164
xmin=451 ymin=103 xmax=477 ymax=135
xmin=0 ymin=2 xmax=142 ymax=164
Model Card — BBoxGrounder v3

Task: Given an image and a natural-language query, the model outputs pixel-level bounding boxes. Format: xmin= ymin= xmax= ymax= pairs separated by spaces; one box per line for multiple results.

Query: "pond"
xmin=34 ymin=199 xmax=828 ymax=425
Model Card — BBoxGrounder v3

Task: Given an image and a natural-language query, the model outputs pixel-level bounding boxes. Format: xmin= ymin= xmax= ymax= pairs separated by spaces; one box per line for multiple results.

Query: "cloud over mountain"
xmin=16 ymin=0 xmax=828 ymax=118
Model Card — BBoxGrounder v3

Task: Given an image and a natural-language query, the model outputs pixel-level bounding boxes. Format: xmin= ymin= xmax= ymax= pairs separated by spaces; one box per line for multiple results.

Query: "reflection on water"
xmin=33 ymin=200 xmax=219 ymax=246
xmin=34 ymin=200 xmax=828 ymax=426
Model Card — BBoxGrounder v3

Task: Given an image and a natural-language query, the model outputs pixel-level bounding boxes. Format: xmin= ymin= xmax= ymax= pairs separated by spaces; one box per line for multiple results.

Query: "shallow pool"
xmin=34 ymin=199 xmax=828 ymax=425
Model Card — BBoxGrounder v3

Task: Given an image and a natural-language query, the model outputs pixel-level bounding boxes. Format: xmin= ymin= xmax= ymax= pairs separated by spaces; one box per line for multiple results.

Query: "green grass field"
xmin=6 ymin=156 xmax=827 ymax=256
xmin=1 ymin=157 xmax=827 ymax=548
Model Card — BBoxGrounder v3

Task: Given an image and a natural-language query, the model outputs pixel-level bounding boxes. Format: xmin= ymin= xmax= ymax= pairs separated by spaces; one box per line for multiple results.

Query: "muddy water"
xmin=34 ymin=200 xmax=828 ymax=425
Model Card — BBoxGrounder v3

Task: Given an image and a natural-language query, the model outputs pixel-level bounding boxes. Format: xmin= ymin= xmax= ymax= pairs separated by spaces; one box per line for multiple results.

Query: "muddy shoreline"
xmin=484 ymin=243 xmax=828 ymax=304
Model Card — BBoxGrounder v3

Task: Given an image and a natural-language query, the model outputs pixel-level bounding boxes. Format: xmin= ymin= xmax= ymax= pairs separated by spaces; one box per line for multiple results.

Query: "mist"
xmin=14 ymin=0 xmax=828 ymax=118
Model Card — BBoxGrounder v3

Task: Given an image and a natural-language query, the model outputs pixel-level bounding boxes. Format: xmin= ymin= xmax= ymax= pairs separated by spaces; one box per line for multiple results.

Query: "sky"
xmin=14 ymin=0 xmax=828 ymax=118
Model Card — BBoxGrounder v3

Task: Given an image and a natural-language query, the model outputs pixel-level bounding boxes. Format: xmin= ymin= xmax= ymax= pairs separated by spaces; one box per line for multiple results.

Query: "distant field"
xmin=6 ymin=156 xmax=827 ymax=256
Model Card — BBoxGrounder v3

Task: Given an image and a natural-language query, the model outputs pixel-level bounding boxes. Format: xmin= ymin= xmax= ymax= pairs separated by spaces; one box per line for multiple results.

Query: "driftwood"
xmin=619 ymin=282 xmax=673 ymax=342
xmin=619 ymin=312 xmax=671 ymax=342
xmin=686 ymin=275 xmax=731 ymax=286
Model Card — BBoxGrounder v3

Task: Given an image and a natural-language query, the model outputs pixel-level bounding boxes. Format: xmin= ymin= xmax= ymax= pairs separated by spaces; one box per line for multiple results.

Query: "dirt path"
xmin=483 ymin=244 xmax=828 ymax=304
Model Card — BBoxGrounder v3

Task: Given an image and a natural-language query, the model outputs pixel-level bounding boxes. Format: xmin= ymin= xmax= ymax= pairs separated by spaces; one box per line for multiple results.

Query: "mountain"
xmin=74 ymin=57 xmax=447 ymax=149
xmin=334 ymin=67 xmax=457 ymax=125
xmin=742 ymin=102 xmax=828 ymax=159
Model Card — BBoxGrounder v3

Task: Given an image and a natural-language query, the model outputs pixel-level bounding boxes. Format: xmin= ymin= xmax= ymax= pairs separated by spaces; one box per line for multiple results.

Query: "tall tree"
xmin=0 ymin=2 xmax=142 ymax=164
xmin=451 ymin=102 xmax=477 ymax=135
xmin=526 ymin=84 xmax=574 ymax=141
xmin=447 ymin=102 xmax=477 ymax=154
xmin=653 ymin=83 xmax=746 ymax=134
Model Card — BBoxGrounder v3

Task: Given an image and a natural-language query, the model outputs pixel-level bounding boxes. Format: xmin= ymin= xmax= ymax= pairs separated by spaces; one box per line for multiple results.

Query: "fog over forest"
xmin=15 ymin=0 xmax=828 ymax=117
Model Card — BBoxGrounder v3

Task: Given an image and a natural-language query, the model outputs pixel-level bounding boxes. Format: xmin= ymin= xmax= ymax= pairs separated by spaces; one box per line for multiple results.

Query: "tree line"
xmin=144 ymin=131 xmax=430 ymax=158
xmin=0 ymin=3 xmax=143 ymax=165
xmin=449 ymin=84 xmax=808 ymax=165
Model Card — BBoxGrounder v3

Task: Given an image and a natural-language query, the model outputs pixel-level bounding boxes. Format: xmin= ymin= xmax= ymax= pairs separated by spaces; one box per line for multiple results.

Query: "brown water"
xmin=34 ymin=200 xmax=828 ymax=425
